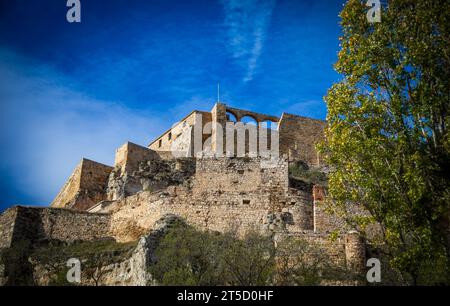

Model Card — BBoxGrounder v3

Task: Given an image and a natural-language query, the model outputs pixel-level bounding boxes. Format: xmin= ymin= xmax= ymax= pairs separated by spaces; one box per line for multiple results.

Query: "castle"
xmin=0 ymin=103 xmax=366 ymax=285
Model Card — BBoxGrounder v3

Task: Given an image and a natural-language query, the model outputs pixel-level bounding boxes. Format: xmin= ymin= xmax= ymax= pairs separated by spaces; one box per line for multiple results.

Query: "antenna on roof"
xmin=217 ymin=82 xmax=220 ymax=103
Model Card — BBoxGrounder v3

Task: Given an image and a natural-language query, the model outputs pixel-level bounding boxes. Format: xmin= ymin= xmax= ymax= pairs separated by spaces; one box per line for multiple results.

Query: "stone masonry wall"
xmin=276 ymin=231 xmax=366 ymax=276
xmin=107 ymin=154 xmax=196 ymax=201
xmin=192 ymin=157 xmax=288 ymax=194
xmin=50 ymin=159 xmax=113 ymax=211
xmin=0 ymin=207 xmax=18 ymax=249
xmin=107 ymin=157 xmax=315 ymax=242
xmin=115 ymin=142 xmax=161 ymax=174
xmin=0 ymin=206 xmax=112 ymax=248
xmin=50 ymin=161 xmax=83 ymax=209
xmin=148 ymin=111 xmax=212 ymax=155
xmin=278 ymin=113 xmax=326 ymax=166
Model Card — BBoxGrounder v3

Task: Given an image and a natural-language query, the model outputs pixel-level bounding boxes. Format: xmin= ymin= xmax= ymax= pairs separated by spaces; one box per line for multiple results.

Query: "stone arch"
xmin=226 ymin=111 xmax=238 ymax=123
xmin=240 ymin=115 xmax=258 ymax=126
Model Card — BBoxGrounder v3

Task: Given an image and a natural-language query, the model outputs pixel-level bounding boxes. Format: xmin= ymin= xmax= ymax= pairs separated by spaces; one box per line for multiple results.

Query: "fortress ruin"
xmin=0 ymin=103 xmax=367 ymax=285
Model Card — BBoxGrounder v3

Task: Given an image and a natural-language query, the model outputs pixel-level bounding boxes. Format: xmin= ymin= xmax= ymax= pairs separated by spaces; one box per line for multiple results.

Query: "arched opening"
xmin=239 ymin=115 xmax=258 ymax=156
xmin=240 ymin=115 xmax=258 ymax=126
xmin=226 ymin=111 xmax=238 ymax=123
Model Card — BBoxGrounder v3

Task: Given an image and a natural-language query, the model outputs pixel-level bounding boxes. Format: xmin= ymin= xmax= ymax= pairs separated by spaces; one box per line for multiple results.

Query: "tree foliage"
xmin=320 ymin=0 xmax=450 ymax=285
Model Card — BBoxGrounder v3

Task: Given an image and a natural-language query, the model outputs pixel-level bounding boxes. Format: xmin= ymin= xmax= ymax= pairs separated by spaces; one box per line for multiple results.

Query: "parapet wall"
xmin=0 ymin=206 xmax=112 ymax=248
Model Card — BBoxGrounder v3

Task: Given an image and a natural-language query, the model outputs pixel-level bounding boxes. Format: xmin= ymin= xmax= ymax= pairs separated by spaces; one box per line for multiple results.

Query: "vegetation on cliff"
xmin=1 ymin=239 xmax=137 ymax=286
xmin=148 ymin=224 xmax=356 ymax=286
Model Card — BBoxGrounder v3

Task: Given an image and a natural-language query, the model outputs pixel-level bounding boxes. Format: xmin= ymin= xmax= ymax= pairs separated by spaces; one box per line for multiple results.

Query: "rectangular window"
xmin=158 ymin=139 xmax=162 ymax=147
xmin=168 ymin=132 xmax=172 ymax=140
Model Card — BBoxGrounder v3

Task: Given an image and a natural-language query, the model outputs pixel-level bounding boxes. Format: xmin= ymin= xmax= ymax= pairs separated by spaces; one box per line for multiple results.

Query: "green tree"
xmin=320 ymin=0 xmax=450 ymax=285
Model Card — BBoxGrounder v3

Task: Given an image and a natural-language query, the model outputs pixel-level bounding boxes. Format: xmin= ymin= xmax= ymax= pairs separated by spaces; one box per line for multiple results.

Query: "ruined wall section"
xmin=210 ymin=104 xmax=280 ymax=157
xmin=50 ymin=159 xmax=113 ymax=211
xmin=114 ymin=142 xmax=161 ymax=174
xmin=108 ymin=142 xmax=161 ymax=200
xmin=278 ymin=113 xmax=326 ymax=166
xmin=149 ymin=111 xmax=212 ymax=157
xmin=107 ymin=157 xmax=315 ymax=242
xmin=146 ymin=103 xmax=325 ymax=163
xmin=192 ymin=157 xmax=288 ymax=195
xmin=0 ymin=207 xmax=18 ymax=249
xmin=0 ymin=206 xmax=112 ymax=248
xmin=275 ymin=231 xmax=366 ymax=279
xmin=108 ymin=142 xmax=196 ymax=201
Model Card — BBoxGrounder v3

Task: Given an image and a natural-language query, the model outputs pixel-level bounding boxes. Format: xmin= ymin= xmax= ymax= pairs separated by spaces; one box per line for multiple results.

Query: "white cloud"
xmin=0 ymin=48 xmax=164 ymax=205
xmin=221 ymin=0 xmax=276 ymax=82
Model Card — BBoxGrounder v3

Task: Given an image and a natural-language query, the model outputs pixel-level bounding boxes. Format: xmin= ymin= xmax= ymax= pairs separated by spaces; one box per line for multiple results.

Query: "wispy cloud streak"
xmin=221 ymin=0 xmax=276 ymax=83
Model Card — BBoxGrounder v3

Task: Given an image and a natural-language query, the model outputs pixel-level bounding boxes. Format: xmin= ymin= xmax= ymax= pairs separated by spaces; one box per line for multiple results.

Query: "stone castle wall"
xmin=115 ymin=142 xmax=161 ymax=174
xmin=50 ymin=159 xmax=113 ymax=211
xmin=49 ymin=103 xmax=326 ymax=212
xmin=106 ymin=157 xmax=315 ymax=242
xmin=50 ymin=161 xmax=83 ymax=209
xmin=0 ymin=207 xmax=18 ymax=249
xmin=148 ymin=111 xmax=212 ymax=155
xmin=278 ymin=113 xmax=326 ymax=166
xmin=192 ymin=157 xmax=288 ymax=194
xmin=146 ymin=103 xmax=326 ymax=165
xmin=0 ymin=206 xmax=112 ymax=249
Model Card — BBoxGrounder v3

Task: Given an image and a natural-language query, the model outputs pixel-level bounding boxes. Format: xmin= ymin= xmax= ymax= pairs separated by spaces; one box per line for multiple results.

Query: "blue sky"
xmin=0 ymin=0 xmax=344 ymax=210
